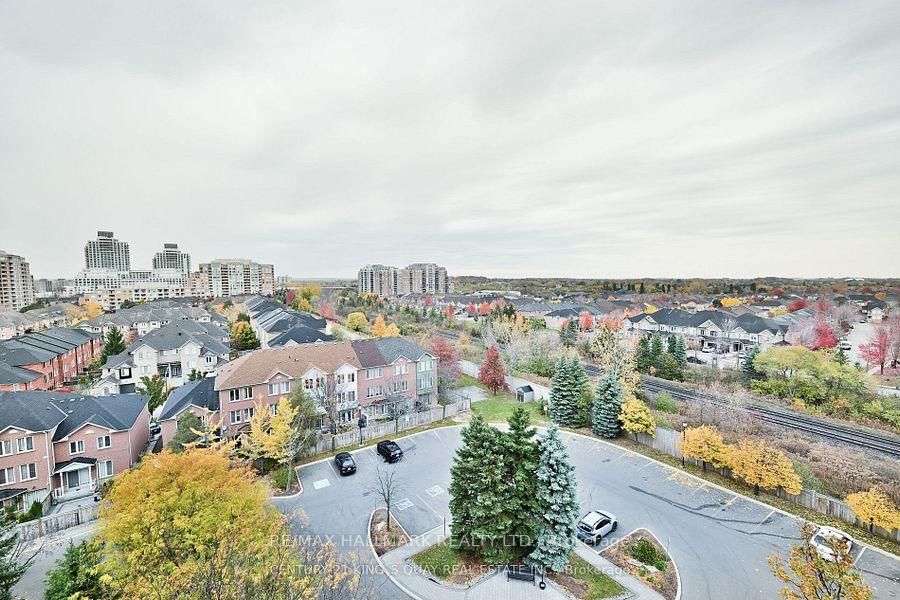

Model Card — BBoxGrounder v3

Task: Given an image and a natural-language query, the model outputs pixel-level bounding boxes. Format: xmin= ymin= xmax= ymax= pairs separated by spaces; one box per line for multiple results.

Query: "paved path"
xmin=14 ymin=521 xmax=98 ymax=599
xmin=459 ymin=360 xmax=550 ymax=400
xmin=379 ymin=527 xmax=570 ymax=600
xmin=573 ymin=543 xmax=664 ymax=600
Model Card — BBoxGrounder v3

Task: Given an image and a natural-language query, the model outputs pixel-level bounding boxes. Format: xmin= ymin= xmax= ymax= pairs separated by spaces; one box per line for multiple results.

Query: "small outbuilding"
xmin=516 ymin=385 xmax=535 ymax=403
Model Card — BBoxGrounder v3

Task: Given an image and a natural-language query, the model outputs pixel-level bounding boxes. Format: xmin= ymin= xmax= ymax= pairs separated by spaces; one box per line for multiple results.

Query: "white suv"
xmin=576 ymin=510 xmax=618 ymax=545
xmin=809 ymin=526 xmax=853 ymax=562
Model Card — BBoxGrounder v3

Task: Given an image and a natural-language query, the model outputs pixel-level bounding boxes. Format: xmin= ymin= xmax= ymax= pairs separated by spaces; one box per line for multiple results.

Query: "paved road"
xmin=284 ymin=426 xmax=900 ymax=600
xmin=14 ymin=522 xmax=98 ymax=599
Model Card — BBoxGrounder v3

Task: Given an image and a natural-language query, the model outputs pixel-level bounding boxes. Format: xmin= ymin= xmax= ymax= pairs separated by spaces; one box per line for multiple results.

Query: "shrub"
xmin=629 ymin=537 xmax=668 ymax=571
xmin=272 ymin=466 xmax=292 ymax=491
xmin=18 ymin=501 xmax=42 ymax=523
xmin=653 ymin=391 xmax=677 ymax=413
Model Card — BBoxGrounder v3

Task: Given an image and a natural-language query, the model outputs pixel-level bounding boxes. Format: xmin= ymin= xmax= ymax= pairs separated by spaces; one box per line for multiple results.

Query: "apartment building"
xmin=84 ymin=231 xmax=131 ymax=272
xmin=199 ymin=259 xmax=275 ymax=297
xmin=161 ymin=338 xmax=437 ymax=445
xmin=92 ymin=320 xmax=230 ymax=395
xmin=358 ymin=262 xmax=449 ymax=297
xmin=0 ymin=251 xmax=35 ymax=311
xmin=152 ymin=243 xmax=191 ymax=275
xmin=0 ymin=391 xmax=150 ymax=511
xmin=0 ymin=328 xmax=103 ymax=391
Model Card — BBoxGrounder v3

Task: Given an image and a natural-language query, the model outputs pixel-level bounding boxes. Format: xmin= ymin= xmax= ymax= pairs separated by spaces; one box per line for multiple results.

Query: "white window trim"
xmin=69 ymin=440 xmax=85 ymax=454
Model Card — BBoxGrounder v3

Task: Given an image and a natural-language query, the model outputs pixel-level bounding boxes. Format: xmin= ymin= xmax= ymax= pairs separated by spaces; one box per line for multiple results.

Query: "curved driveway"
xmin=277 ymin=426 xmax=899 ymax=600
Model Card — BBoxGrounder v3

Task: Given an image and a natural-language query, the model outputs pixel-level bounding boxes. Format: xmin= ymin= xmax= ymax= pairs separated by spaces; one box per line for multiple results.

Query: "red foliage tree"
xmin=285 ymin=290 xmax=297 ymax=306
xmin=578 ymin=310 xmax=594 ymax=331
xmin=496 ymin=298 xmax=506 ymax=309
xmin=478 ymin=345 xmax=509 ymax=395
xmin=318 ymin=303 xmax=336 ymax=320
xmin=478 ymin=302 xmax=491 ymax=316
xmin=429 ymin=336 xmax=461 ymax=390
xmin=814 ymin=298 xmax=830 ymax=312
xmin=598 ymin=311 xmax=624 ymax=332
xmin=443 ymin=306 xmax=454 ymax=318
xmin=465 ymin=304 xmax=477 ymax=315
xmin=424 ymin=295 xmax=432 ymax=307
xmin=810 ymin=317 xmax=837 ymax=350
xmin=771 ymin=288 xmax=784 ymax=297
xmin=787 ymin=298 xmax=809 ymax=313
xmin=859 ymin=327 xmax=889 ymax=374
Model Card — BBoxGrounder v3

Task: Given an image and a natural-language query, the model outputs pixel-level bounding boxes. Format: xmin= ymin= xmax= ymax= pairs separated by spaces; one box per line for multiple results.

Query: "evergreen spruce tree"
xmin=833 ymin=347 xmax=849 ymax=365
xmin=570 ymin=356 xmax=591 ymax=427
xmin=666 ymin=334 xmax=677 ymax=355
xmin=549 ymin=358 xmax=580 ymax=427
xmin=742 ymin=346 xmax=761 ymax=381
xmin=101 ymin=325 xmax=127 ymax=362
xmin=650 ymin=333 xmax=664 ymax=370
xmin=448 ymin=415 xmax=513 ymax=563
xmin=560 ymin=319 xmax=578 ymax=347
xmin=591 ymin=370 xmax=623 ymax=438
xmin=673 ymin=335 xmax=688 ymax=366
xmin=525 ymin=424 xmax=579 ymax=573
xmin=504 ymin=408 xmax=540 ymax=558
xmin=636 ymin=336 xmax=652 ymax=373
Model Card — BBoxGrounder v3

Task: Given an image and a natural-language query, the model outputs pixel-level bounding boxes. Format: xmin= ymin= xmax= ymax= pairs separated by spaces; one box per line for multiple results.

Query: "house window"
xmin=206 ymin=355 xmax=214 ymax=364
xmin=269 ymin=403 xmax=278 ymax=416
xmin=281 ymin=381 xmax=290 ymax=394
xmin=394 ymin=364 xmax=408 ymax=376
xmin=0 ymin=440 xmax=12 ymax=457
xmin=119 ymin=367 xmax=131 ymax=379
xmin=336 ymin=374 xmax=345 ymax=385
xmin=16 ymin=437 xmax=34 ymax=453
xmin=228 ymin=387 xmax=253 ymax=402
xmin=348 ymin=372 xmax=355 ymax=383
xmin=366 ymin=368 xmax=382 ymax=380
xmin=0 ymin=467 xmax=14 ymax=485
xmin=268 ymin=383 xmax=279 ymax=396
xmin=243 ymin=407 xmax=254 ymax=421
xmin=99 ymin=460 xmax=114 ymax=478
xmin=19 ymin=463 xmax=36 ymax=481
xmin=418 ymin=360 xmax=433 ymax=372
xmin=393 ymin=381 xmax=409 ymax=393
xmin=366 ymin=385 xmax=383 ymax=399
xmin=69 ymin=440 xmax=85 ymax=454
xmin=97 ymin=435 xmax=111 ymax=449
xmin=230 ymin=410 xmax=242 ymax=424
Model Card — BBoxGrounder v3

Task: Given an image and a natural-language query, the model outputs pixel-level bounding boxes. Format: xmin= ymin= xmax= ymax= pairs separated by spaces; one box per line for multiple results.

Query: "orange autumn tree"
xmin=679 ymin=425 xmax=729 ymax=472
xmin=371 ymin=314 xmax=399 ymax=338
xmin=97 ymin=448 xmax=351 ymax=599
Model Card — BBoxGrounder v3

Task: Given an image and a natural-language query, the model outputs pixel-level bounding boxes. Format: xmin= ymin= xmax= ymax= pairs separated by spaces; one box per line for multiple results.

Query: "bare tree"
xmin=305 ymin=371 xmax=356 ymax=435
xmin=367 ymin=468 xmax=404 ymax=532
xmin=718 ymin=316 xmax=737 ymax=354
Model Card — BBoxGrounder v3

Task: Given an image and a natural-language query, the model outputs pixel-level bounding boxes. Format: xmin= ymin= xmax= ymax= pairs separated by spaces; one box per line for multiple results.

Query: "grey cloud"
xmin=0 ymin=0 xmax=898 ymax=279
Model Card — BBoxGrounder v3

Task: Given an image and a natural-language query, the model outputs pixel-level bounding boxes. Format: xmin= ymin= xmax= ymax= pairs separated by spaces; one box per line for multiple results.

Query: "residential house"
xmin=0 ymin=328 xmax=103 ymax=391
xmin=244 ymin=295 xmax=332 ymax=348
xmin=158 ymin=377 xmax=219 ymax=446
xmin=201 ymin=338 xmax=437 ymax=443
xmin=0 ymin=391 xmax=150 ymax=511
xmin=93 ymin=320 xmax=229 ymax=395
xmin=627 ymin=309 xmax=789 ymax=352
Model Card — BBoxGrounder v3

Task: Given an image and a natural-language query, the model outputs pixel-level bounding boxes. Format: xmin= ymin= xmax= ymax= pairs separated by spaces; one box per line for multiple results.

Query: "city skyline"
xmin=2 ymin=2 xmax=899 ymax=279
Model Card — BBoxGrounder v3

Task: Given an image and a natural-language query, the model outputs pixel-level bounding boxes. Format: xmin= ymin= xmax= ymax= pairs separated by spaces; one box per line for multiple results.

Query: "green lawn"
xmin=410 ymin=540 xmax=463 ymax=580
xmin=458 ymin=375 xmax=547 ymax=424
xmin=558 ymin=553 xmax=627 ymax=600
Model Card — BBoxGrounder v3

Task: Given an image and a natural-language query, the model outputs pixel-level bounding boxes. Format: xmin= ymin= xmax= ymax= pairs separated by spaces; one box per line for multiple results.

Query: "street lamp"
xmin=681 ymin=422 xmax=688 ymax=469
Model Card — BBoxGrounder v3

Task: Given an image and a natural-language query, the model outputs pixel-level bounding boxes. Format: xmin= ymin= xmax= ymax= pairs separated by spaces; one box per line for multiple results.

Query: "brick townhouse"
xmin=159 ymin=338 xmax=438 ymax=446
xmin=0 ymin=328 xmax=103 ymax=391
xmin=0 ymin=391 xmax=150 ymax=513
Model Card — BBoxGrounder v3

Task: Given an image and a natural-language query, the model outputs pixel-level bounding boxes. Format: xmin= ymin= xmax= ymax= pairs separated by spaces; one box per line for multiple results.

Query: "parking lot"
xmin=281 ymin=426 xmax=900 ymax=600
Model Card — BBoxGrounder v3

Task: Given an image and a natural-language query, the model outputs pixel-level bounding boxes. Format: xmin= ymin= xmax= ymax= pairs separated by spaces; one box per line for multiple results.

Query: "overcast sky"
xmin=1 ymin=2 xmax=898 ymax=280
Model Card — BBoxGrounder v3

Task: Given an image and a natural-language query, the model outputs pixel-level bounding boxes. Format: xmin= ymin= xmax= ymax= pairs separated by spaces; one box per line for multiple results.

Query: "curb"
xmin=366 ymin=509 xmax=426 ymax=600
xmin=601 ymin=527 xmax=682 ymax=600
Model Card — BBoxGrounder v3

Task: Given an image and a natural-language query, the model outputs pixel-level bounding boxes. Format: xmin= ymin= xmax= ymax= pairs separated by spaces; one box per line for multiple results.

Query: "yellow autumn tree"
xmin=769 ymin=522 xmax=871 ymax=600
xmin=83 ymin=299 xmax=104 ymax=319
xmin=679 ymin=425 xmax=729 ymax=472
xmin=98 ymin=448 xmax=324 ymax=599
xmin=727 ymin=439 xmax=802 ymax=496
xmin=346 ymin=312 xmax=368 ymax=331
xmin=644 ymin=304 xmax=658 ymax=314
xmin=721 ymin=297 xmax=741 ymax=308
xmin=371 ymin=314 xmax=390 ymax=337
xmin=66 ymin=305 xmax=87 ymax=324
xmin=845 ymin=486 xmax=900 ymax=532
xmin=619 ymin=398 xmax=655 ymax=439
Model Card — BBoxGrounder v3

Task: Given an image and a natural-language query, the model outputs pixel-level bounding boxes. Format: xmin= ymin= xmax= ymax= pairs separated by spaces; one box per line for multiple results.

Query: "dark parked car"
xmin=377 ymin=440 xmax=404 ymax=463
xmin=334 ymin=452 xmax=356 ymax=475
xmin=149 ymin=422 xmax=161 ymax=436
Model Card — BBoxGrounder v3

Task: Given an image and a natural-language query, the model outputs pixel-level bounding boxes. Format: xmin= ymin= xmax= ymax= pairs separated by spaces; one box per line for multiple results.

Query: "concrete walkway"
xmin=379 ymin=528 xmax=570 ymax=600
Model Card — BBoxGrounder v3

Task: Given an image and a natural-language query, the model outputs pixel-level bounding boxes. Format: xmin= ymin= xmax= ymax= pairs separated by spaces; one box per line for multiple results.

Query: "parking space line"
xmin=607 ymin=451 xmax=628 ymax=464
xmin=635 ymin=459 xmax=656 ymax=471
xmin=854 ymin=547 xmax=866 ymax=566
xmin=396 ymin=498 xmax=414 ymax=511
xmin=415 ymin=493 xmax=444 ymax=519
xmin=749 ymin=509 xmax=776 ymax=534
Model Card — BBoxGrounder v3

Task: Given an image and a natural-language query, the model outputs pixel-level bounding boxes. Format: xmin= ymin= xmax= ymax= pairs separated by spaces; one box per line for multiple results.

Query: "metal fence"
xmin=632 ymin=426 xmax=899 ymax=542
xmin=307 ymin=397 xmax=471 ymax=456
xmin=15 ymin=503 xmax=100 ymax=542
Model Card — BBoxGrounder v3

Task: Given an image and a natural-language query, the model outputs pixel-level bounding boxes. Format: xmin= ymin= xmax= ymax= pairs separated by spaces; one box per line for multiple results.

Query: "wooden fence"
xmin=307 ymin=397 xmax=471 ymax=456
xmin=632 ymin=426 xmax=899 ymax=542
xmin=15 ymin=503 xmax=100 ymax=542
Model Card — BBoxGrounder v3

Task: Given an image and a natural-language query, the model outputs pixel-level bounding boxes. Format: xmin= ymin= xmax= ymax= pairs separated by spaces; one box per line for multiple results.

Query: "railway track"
xmin=640 ymin=378 xmax=900 ymax=458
